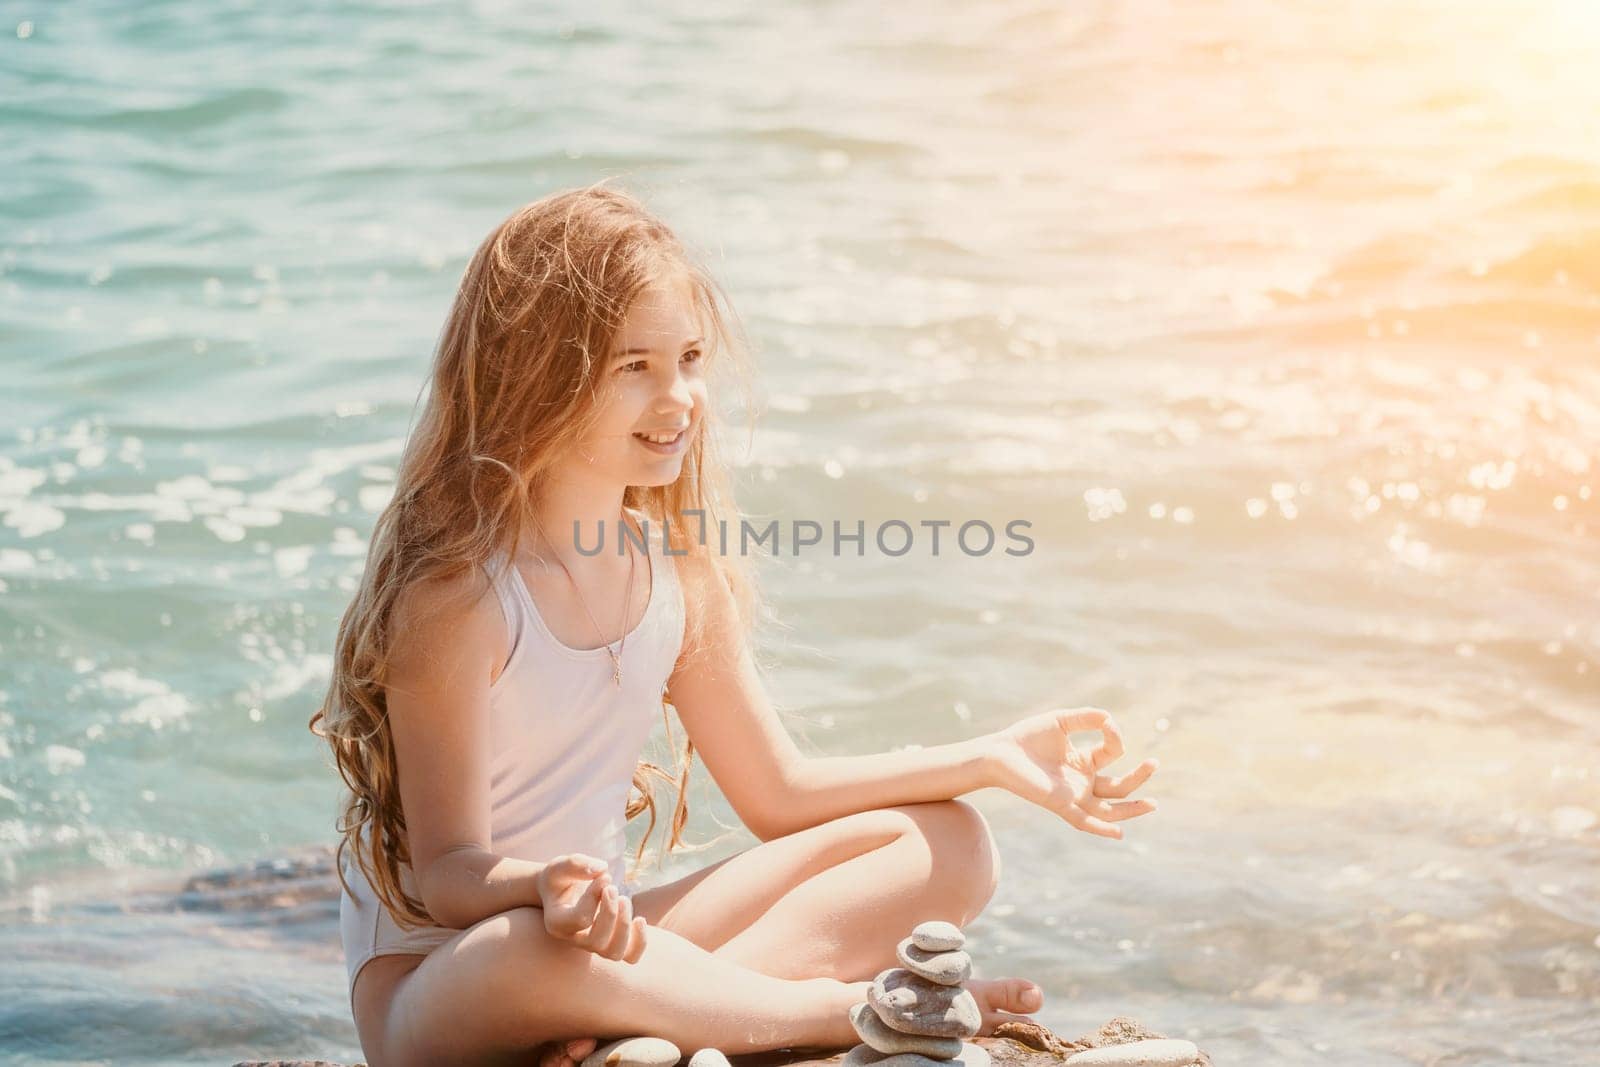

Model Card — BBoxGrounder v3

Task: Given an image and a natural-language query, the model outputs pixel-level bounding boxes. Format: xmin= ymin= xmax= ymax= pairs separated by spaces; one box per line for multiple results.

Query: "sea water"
xmin=2 ymin=2 xmax=1597 ymax=1063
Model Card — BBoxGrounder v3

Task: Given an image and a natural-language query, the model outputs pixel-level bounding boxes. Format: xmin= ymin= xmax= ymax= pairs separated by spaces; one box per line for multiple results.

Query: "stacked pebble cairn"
xmin=840 ymin=920 xmax=988 ymax=1067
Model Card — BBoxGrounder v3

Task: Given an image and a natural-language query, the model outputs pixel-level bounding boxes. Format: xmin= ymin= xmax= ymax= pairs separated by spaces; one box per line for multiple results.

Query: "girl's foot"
xmin=966 ymin=976 xmax=1045 ymax=1035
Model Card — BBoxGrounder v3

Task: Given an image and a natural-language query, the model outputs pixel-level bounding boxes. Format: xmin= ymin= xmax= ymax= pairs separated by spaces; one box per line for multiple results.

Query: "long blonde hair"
xmin=310 ymin=181 xmax=760 ymax=930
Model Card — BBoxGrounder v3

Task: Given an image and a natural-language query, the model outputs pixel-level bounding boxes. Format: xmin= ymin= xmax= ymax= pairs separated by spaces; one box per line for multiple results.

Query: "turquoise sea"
xmin=2 ymin=2 xmax=1597 ymax=1063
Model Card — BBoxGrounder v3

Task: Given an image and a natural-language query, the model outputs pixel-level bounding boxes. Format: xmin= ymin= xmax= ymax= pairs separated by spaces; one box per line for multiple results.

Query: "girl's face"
xmin=573 ymin=273 xmax=708 ymax=488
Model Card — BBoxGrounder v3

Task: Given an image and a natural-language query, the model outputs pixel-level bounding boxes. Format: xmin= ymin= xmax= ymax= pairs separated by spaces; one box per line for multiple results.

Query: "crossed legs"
xmin=371 ymin=800 xmax=1037 ymax=1066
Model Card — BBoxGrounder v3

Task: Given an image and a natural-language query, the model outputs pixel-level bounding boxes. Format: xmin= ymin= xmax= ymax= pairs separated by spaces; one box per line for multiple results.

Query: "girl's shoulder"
xmin=387 ymin=564 xmax=509 ymax=692
xmin=391 ymin=563 xmax=501 ymax=635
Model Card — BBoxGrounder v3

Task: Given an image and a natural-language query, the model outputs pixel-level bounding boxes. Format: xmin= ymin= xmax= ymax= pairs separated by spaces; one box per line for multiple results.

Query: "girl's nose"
xmin=656 ymin=376 xmax=695 ymax=415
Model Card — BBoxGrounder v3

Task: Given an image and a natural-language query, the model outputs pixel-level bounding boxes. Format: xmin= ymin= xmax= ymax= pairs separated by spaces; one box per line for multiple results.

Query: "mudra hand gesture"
xmin=987 ymin=706 xmax=1158 ymax=839
xmin=535 ymin=853 xmax=648 ymax=962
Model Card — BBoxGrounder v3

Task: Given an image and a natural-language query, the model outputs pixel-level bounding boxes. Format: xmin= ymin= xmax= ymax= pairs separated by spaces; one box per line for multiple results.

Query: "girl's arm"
xmin=386 ymin=570 xmax=541 ymax=929
xmin=668 ymin=560 xmax=1003 ymax=842
xmin=762 ymin=738 xmax=1000 ymax=840
xmin=388 ymin=571 xmax=625 ymax=934
xmin=418 ymin=846 xmax=550 ymax=929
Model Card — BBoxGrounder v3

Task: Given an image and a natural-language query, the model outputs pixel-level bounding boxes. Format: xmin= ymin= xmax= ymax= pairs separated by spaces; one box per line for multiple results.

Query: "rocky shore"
xmin=233 ymin=1017 xmax=1212 ymax=1067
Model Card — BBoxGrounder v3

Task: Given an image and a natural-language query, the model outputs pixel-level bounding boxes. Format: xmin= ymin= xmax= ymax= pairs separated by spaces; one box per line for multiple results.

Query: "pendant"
xmin=613 ymin=663 xmax=622 ymax=688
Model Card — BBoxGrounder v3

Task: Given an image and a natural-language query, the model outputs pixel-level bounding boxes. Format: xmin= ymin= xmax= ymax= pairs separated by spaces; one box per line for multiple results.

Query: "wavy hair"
xmin=310 ymin=181 xmax=760 ymax=930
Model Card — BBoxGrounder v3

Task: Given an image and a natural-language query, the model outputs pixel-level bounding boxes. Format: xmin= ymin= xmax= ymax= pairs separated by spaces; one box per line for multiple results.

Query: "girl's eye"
xmin=618 ymin=350 xmax=701 ymax=374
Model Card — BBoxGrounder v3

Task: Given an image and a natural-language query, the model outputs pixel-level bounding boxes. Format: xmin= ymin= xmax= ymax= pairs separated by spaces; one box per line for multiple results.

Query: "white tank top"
xmin=338 ymin=506 xmax=685 ymax=995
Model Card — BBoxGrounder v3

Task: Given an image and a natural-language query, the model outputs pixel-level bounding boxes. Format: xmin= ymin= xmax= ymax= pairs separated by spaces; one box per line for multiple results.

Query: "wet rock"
xmin=177 ymin=845 xmax=338 ymax=913
xmin=894 ymin=937 xmax=972 ymax=986
xmin=867 ymin=967 xmax=980 ymax=1038
xmin=849 ymin=1001 xmax=963 ymax=1058
xmin=839 ymin=1040 xmax=990 ymax=1067
xmin=1063 ymin=1039 xmax=1200 ymax=1066
xmin=580 ymin=1036 xmax=683 ymax=1067
xmin=909 ymin=921 xmax=964 ymax=953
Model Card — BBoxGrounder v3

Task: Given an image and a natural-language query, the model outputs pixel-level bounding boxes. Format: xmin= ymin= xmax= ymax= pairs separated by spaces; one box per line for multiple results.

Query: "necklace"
xmin=529 ymin=511 xmax=636 ymax=688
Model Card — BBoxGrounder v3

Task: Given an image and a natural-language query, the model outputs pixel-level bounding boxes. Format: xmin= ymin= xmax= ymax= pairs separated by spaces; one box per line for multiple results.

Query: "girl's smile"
xmin=632 ymin=426 xmax=690 ymax=455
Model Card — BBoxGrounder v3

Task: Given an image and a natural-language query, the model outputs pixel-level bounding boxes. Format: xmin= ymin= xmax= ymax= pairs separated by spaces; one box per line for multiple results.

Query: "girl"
xmin=311 ymin=182 xmax=1158 ymax=1067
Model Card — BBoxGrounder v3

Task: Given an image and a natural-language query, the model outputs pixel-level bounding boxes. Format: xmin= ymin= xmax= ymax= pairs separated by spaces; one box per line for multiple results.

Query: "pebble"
xmin=1063 ymin=1039 xmax=1200 ymax=1066
xmin=868 ymin=967 xmax=980 ymax=1038
xmin=910 ymin=920 xmax=965 ymax=952
xmin=840 ymin=1041 xmax=991 ymax=1067
xmin=895 ymin=937 xmax=973 ymax=986
xmin=580 ymin=1037 xmax=682 ymax=1067
xmin=687 ymin=1051 xmax=731 ymax=1067
xmin=850 ymin=1001 xmax=963 ymax=1059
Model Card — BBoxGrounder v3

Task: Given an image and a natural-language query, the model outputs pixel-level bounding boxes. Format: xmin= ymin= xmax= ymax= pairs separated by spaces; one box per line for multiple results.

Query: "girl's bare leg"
xmin=384 ymin=908 xmax=869 ymax=1066
xmin=633 ymin=802 xmax=1006 ymax=978
xmin=705 ymin=801 xmax=1003 ymax=981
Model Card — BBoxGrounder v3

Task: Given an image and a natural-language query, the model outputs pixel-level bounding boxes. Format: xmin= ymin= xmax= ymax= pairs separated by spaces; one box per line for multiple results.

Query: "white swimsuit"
xmin=338 ymin=507 xmax=685 ymax=1007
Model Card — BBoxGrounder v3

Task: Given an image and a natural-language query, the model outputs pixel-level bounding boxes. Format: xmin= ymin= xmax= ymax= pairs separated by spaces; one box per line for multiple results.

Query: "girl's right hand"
xmin=536 ymin=853 xmax=648 ymax=963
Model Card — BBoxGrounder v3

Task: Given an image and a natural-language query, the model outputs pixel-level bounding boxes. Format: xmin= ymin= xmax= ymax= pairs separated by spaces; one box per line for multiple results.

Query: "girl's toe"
xmin=972 ymin=976 xmax=1045 ymax=1032
xmin=998 ymin=977 xmax=1043 ymax=1014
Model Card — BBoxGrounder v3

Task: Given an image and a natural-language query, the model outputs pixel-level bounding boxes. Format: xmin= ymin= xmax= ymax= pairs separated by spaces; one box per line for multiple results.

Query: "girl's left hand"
xmin=986 ymin=707 xmax=1158 ymax=839
xmin=537 ymin=1036 xmax=597 ymax=1067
